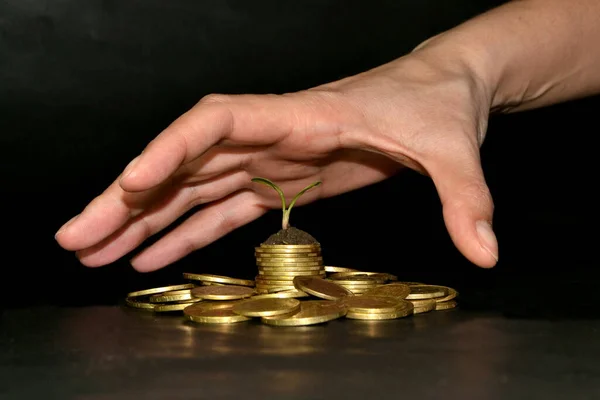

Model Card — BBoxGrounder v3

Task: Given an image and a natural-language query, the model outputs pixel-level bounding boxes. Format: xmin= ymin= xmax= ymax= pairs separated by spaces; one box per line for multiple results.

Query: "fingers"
xmin=130 ymin=190 xmax=266 ymax=272
xmin=55 ymin=179 xmax=167 ymax=251
xmin=429 ymin=145 xmax=498 ymax=268
xmin=119 ymin=94 xmax=296 ymax=193
xmin=75 ymin=170 xmax=251 ymax=267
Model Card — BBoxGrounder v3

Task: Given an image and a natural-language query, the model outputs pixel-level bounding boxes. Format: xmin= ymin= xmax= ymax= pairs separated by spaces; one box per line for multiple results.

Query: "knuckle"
xmin=199 ymin=93 xmax=232 ymax=105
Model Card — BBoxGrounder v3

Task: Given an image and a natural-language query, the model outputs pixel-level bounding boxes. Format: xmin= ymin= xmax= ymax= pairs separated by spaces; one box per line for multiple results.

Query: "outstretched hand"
xmin=55 ymin=49 xmax=498 ymax=271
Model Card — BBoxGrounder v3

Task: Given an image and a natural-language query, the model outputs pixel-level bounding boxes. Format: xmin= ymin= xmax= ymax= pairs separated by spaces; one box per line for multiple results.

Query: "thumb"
xmin=429 ymin=149 xmax=498 ymax=268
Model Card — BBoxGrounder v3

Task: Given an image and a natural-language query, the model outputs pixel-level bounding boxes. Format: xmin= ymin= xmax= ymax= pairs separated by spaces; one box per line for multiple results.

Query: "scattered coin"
xmin=261 ymin=300 xmax=347 ymax=327
xmin=433 ymin=287 xmax=459 ymax=303
xmin=154 ymin=301 xmax=201 ymax=312
xmin=341 ymin=296 xmax=411 ymax=314
xmin=435 ymin=300 xmax=458 ymax=311
xmin=127 ymin=283 xmax=195 ymax=298
xmin=293 ymin=276 xmax=353 ymax=301
xmin=182 ymin=273 xmax=255 ymax=287
xmin=409 ymin=299 xmax=437 ymax=313
xmin=362 ymin=283 xmax=411 ymax=299
xmin=406 ymin=285 xmax=448 ymax=300
xmin=186 ymin=308 xmax=251 ymax=324
xmin=233 ymin=298 xmax=301 ymax=317
xmin=149 ymin=289 xmax=195 ymax=303
xmin=191 ymin=285 xmax=255 ymax=300
xmin=251 ymin=290 xmax=310 ymax=300
xmin=324 ymin=266 xmax=358 ymax=273
xmin=125 ymin=298 xmax=156 ymax=310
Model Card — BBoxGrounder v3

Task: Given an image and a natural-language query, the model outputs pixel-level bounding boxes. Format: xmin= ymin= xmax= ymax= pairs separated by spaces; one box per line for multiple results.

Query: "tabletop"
xmin=2 ymin=304 xmax=600 ymax=399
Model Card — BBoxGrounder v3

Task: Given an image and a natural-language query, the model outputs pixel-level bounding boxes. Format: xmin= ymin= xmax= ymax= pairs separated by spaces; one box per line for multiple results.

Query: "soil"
xmin=262 ymin=226 xmax=320 ymax=245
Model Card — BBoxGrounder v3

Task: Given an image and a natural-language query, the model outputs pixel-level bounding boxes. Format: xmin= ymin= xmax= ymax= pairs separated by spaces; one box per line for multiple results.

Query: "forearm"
xmin=414 ymin=0 xmax=600 ymax=112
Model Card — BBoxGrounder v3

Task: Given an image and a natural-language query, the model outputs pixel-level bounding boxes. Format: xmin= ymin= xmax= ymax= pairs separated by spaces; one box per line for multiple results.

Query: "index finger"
xmin=119 ymin=93 xmax=295 ymax=192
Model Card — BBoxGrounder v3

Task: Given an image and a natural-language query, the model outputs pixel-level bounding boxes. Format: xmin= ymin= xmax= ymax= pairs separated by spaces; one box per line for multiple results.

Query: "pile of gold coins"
xmin=254 ymin=243 xmax=325 ymax=293
xmin=125 ymin=265 xmax=458 ymax=326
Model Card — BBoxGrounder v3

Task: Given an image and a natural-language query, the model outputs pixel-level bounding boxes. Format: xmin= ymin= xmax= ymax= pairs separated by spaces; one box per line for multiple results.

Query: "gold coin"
xmin=434 ymin=287 xmax=459 ymax=303
xmin=258 ymin=265 xmax=323 ymax=272
xmin=256 ymin=256 xmax=323 ymax=262
xmin=149 ymin=289 xmax=194 ymax=303
xmin=341 ymin=296 xmax=412 ymax=314
xmin=258 ymin=270 xmax=325 ymax=277
xmin=191 ymin=285 xmax=255 ymax=300
xmin=154 ymin=301 xmax=201 ymax=312
xmin=324 ymin=266 xmax=358 ymax=273
xmin=256 ymin=252 xmax=321 ymax=258
xmin=255 ymin=247 xmax=320 ymax=254
xmin=127 ymin=283 xmax=195 ymax=298
xmin=186 ymin=308 xmax=251 ymax=324
xmin=328 ymin=278 xmax=379 ymax=286
xmin=397 ymin=281 xmax=425 ymax=286
xmin=261 ymin=300 xmax=347 ymax=326
xmin=293 ymin=276 xmax=353 ymax=300
xmin=182 ymin=273 xmax=255 ymax=287
xmin=345 ymin=307 xmax=413 ymax=320
xmin=257 ymin=261 xmax=322 ymax=267
xmin=183 ymin=300 xmax=242 ymax=315
xmin=255 ymin=277 xmax=295 ymax=284
xmin=251 ymin=290 xmax=309 ymax=300
xmin=406 ymin=285 xmax=448 ymax=300
xmin=329 ymin=273 xmax=390 ymax=284
xmin=233 ymin=298 xmax=301 ymax=317
xmin=362 ymin=283 xmax=411 ymax=299
xmin=125 ymin=298 xmax=155 ymax=310
xmin=258 ymin=244 xmax=320 ymax=249
xmin=410 ymin=299 xmax=436 ymax=314
xmin=435 ymin=300 xmax=458 ymax=311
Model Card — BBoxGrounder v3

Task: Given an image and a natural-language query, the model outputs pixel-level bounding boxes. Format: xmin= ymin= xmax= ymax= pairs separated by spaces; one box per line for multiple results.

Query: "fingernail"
xmin=55 ymin=214 xmax=80 ymax=238
xmin=121 ymin=156 xmax=141 ymax=180
xmin=476 ymin=220 xmax=499 ymax=263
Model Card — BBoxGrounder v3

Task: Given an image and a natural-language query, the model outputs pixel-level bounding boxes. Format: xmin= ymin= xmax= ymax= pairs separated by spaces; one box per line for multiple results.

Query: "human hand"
xmin=55 ymin=47 xmax=498 ymax=271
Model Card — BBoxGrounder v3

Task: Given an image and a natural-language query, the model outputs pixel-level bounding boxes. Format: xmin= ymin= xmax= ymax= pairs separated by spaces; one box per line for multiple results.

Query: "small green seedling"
xmin=251 ymin=177 xmax=322 ymax=230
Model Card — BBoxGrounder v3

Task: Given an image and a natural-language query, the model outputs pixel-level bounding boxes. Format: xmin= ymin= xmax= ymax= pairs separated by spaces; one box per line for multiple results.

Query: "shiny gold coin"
xmin=255 ymin=247 xmax=321 ymax=254
xmin=410 ymin=299 xmax=436 ymax=314
xmin=251 ymin=290 xmax=309 ymax=300
xmin=191 ymin=285 xmax=255 ymax=300
xmin=255 ymin=277 xmax=295 ymax=284
xmin=435 ymin=300 xmax=458 ymax=311
xmin=341 ymin=296 xmax=412 ymax=314
xmin=328 ymin=277 xmax=379 ymax=286
xmin=293 ymin=276 xmax=353 ymax=301
xmin=258 ymin=265 xmax=323 ymax=272
xmin=324 ymin=266 xmax=358 ymax=273
xmin=254 ymin=285 xmax=296 ymax=292
xmin=127 ymin=283 xmax=195 ymax=298
xmin=258 ymin=244 xmax=320 ymax=249
xmin=154 ymin=300 xmax=202 ymax=312
xmin=255 ymin=252 xmax=321 ymax=258
xmin=256 ymin=256 xmax=323 ymax=263
xmin=345 ymin=307 xmax=413 ymax=320
xmin=182 ymin=273 xmax=255 ymax=287
xmin=183 ymin=300 xmax=242 ymax=315
xmin=396 ymin=281 xmax=425 ymax=286
xmin=261 ymin=300 xmax=347 ymax=327
xmin=257 ymin=261 xmax=322 ymax=267
xmin=149 ymin=289 xmax=193 ymax=303
xmin=125 ymin=298 xmax=155 ymax=310
xmin=186 ymin=308 xmax=251 ymax=324
xmin=434 ymin=287 xmax=459 ymax=303
xmin=328 ymin=271 xmax=386 ymax=279
xmin=406 ymin=285 xmax=448 ymax=300
xmin=329 ymin=273 xmax=390 ymax=284
xmin=233 ymin=298 xmax=301 ymax=317
xmin=362 ymin=283 xmax=411 ymax=299
xmin=258 ymin=270 xmax=325 ymax=277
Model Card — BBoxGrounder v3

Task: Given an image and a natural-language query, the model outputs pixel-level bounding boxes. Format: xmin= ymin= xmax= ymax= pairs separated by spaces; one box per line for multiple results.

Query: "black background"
xmin=1 ymin=0 xmax=597 ymax=314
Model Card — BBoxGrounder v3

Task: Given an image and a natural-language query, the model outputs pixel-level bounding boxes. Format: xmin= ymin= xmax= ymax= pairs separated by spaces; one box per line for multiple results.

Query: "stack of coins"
xmin=124 ymin=267 xmax=459 ymax=326
xmin=254 ymin=244 xmax=325 ymax=294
